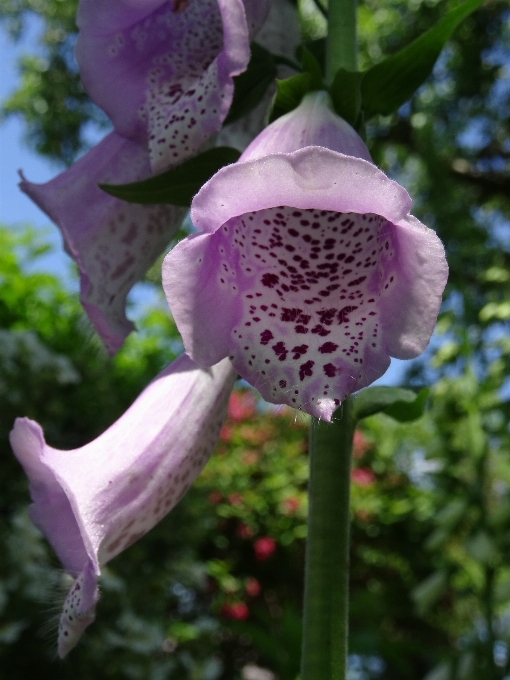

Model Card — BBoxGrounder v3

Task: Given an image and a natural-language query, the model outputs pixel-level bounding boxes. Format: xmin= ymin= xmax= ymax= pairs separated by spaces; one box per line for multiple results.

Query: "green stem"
xmin=301 ymin=399 xmax=355 ymax=680
xmin=326 ymin=0 xmax=358 ymax=82
xmin=484 ymin=566 xmax=496 ymax=678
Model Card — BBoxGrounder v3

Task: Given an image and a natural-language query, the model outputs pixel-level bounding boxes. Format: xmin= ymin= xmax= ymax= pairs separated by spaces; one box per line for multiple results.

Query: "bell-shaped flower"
xmin=20 ymin=0 xmax=269 ymax=355
xmin=10 ymin=354 xmax=236 ymax=657
xmin=163 ymin=92 xmax=448 ymax=421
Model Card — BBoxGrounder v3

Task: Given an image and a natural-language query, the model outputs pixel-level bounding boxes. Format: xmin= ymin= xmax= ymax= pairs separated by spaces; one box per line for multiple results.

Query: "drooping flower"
xmin=10 ymin=354 xmax=235 ymax=657
xmin=163 ymin=91 xmax=448 ymax=420
xmin=20 ymin=0 xmax=269 ymax=355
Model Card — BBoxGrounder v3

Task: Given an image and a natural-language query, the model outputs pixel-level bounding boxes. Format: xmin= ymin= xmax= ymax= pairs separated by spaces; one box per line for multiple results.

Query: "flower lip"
xmin=190 ymin=146 xmax=413 ymax=235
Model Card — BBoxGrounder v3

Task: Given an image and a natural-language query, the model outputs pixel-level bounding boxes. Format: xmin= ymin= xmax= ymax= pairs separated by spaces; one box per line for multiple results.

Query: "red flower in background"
xmin=283 ymin=497 xmax=300 ymax=515
xmin=254 ymin=537 xmax=276 ymax=561
xmin=209 ymin=490 xmax=223 ymax=505
xmin=245 ymin=578 xmax=261 ymax=597
xmin=228 ymin=391 xmax=257 ymax=421
xmin=351 ymin=467 xmax=376 ymax=487
xmin=222 ymin=602 xmax=250 ymax=620
xmin=237 ymin=523 xmax=254 ymax=539
xmin=352 ymin=430 xmax=371 ymax=459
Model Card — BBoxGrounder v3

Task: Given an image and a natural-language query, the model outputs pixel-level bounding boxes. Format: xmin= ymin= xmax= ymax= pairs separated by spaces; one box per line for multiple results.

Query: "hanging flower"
xmin=163 ymin=91 xmax=448 ymax=420
xmin=10 ymin=354 xmax=235 ymax=657
xmin=20 ymin=0 xmax=269 ymax=355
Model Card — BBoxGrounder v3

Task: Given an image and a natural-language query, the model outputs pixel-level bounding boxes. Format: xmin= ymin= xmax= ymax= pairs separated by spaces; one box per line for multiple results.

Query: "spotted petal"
xmin=75 ymin=0 xmax=269 ymax=172
xmin=163 ymin=94 xmax=448 ymax=420
xmin=10 ymin=354 xmax=236 ymax=655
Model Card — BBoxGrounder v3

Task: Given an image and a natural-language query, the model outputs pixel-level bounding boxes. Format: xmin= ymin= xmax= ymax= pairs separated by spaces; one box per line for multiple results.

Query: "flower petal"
xmin=58 ymin=562 xmax=98 ymax=658
xmin=10 ymin=354 xmax=236 ymax=653
xmin=189 ymin=147 xmax=412 ymax=236
xmin=19 ymin=132 xmax=186 ymax=355
xmin=75 ymin=0 xmax=268 ymax=172
xmin=241 ymin=91 xmax=372 ymax=162
xmin=163 ymin=95 xmax=447 ymax=419
xmin=164 ymin=206 xmax=400 ymax=419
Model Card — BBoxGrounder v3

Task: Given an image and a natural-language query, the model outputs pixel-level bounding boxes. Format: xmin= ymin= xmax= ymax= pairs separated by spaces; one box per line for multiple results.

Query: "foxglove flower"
xmin=10 ymin=354 xmax=235 ymax=657
xmin=20 ymin=0 xmax=269 ymax=354
xmin=163 ymin=92 xmax=448 ymax=420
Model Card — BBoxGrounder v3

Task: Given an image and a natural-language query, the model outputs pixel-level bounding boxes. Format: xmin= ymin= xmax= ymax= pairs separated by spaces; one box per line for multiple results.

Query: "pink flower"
xmin=209 ymin=490 xmax=223 ymax=505
xmin=245 ymin=577 xmax=261 ymax=597
xmin=228 ymin=492 xmax=244 ymax=506
xmin=254 ymin=536 xmax=276 ymax=561
xmin=163 ymin=91 xmax=448 ymax=420
xmin=10 ymin=354 xmax=235 ymax=657
xmin=20 ymin=0 xmax=269 ymax=355
xmin=227 ymin=390 xmax=258 ymax=420
xmin=351 ymin=467 xmax=376 ymax=487
xmin=352 ymin=429 xmax=371 ymax=459
xmin=222 ymin=602 xmax=250 ymax=620
xmin=237 ymin=523 xmax=254 ymax=539
xmin=283 ymin=497 xmax=300 ymax=515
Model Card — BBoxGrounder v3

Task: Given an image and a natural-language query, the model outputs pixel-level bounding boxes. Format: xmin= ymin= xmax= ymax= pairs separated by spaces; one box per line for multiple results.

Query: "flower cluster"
xmin=20 ymin=0 xmax=269 ymax=354
xmin=11 ymin=0 xmax=448 ymax=659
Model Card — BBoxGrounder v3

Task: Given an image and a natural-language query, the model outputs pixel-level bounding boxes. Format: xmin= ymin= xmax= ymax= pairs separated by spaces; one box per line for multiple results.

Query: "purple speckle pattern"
xmin=75 ymin=0 xmax=265 ymax=173
xmin=134 ymin=0 xmax=226 ymax=171
xmin=203 ymin=206 xmax=397 ymax=418
xmin=58 ymin=563 xmax=98 ymax=658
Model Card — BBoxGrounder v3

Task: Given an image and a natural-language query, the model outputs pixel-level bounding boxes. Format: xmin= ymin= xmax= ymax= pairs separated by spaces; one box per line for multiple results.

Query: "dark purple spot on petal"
xmin=260 ymin=329 xmax=274 ymax=345
xmin=299 ymin=360 xmax=315 ymax=381
xmin=319 ymin=342 xmax=339 ymax=354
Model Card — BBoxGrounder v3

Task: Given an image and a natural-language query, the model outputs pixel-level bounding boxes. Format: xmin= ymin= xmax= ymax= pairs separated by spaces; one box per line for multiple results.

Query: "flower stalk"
xmin=301 ymin=399 xmax=355 ymax=680
xmin=326 ymin=0 xmax=358 ymax=81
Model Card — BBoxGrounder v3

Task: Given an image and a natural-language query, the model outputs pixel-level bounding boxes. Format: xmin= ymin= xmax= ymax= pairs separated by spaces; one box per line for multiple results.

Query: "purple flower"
xmin=10 ymin=354 xmax=236 ymax=657
xmin=162 ymin=92 xmax=448 ymax=420
xmin=20 ymin=0 xmax=269 ymax=355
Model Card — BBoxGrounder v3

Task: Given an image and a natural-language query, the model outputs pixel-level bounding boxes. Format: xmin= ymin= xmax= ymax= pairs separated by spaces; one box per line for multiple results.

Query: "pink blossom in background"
xmin=228 ymin=390 xmax=258 ymax=420
xmin=351 ymin=467 xmax=376 ymax=487
xmin=245 ymin=577 xmax=261 ymax=597
xmin=283 ymin=497 xmax=300 ymax=515
xmin=237 ymin=523 xmax=254 ymax=539
xmin=254 ymin=536 xmax=276 ymax=561
xmin=221 ymin=602 xmax=250 ymax=620
xmin=163 ymin=91 xmax=448 ymax=420
xmin=352 ymin=429 xmax=371 ymax=459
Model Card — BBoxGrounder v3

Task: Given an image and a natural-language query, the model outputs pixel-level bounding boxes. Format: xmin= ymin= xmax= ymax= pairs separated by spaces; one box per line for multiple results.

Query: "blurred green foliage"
xmin=1 ymin=0 xmax=510 ymax=679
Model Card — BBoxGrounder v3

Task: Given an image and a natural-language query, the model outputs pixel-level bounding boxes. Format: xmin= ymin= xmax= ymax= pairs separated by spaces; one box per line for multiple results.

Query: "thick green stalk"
xmin=301 ymin=399 xmax=355 ymax=680
xmin=326 ymin=0 xmax=358 ymax=82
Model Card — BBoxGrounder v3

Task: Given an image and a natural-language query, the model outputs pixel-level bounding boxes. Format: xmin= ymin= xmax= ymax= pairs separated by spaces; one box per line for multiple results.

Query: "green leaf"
xmin=269 ymin=72 xmax=312 ymax=122
xmin=224 ymin=42 xmax=277 ymax=126
xmin=352 ymin=386 xmax=430 ymax=422
xmin=361 ymin=0 xmax=485 ymax=118
xmin=268 ymin=46 xmax=325 ymax=123
xmin=411 ymin=570 xmax=448 ymax=613
xmin=297 ymin=39 xmax=326 ymax=74
xmin=300 ymin=46 xmax=324 ymax=89
xmin=328 ymin=68 xmax=364 ymax=128
xmin=99 ymin=146 xmax=241 ymax=206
